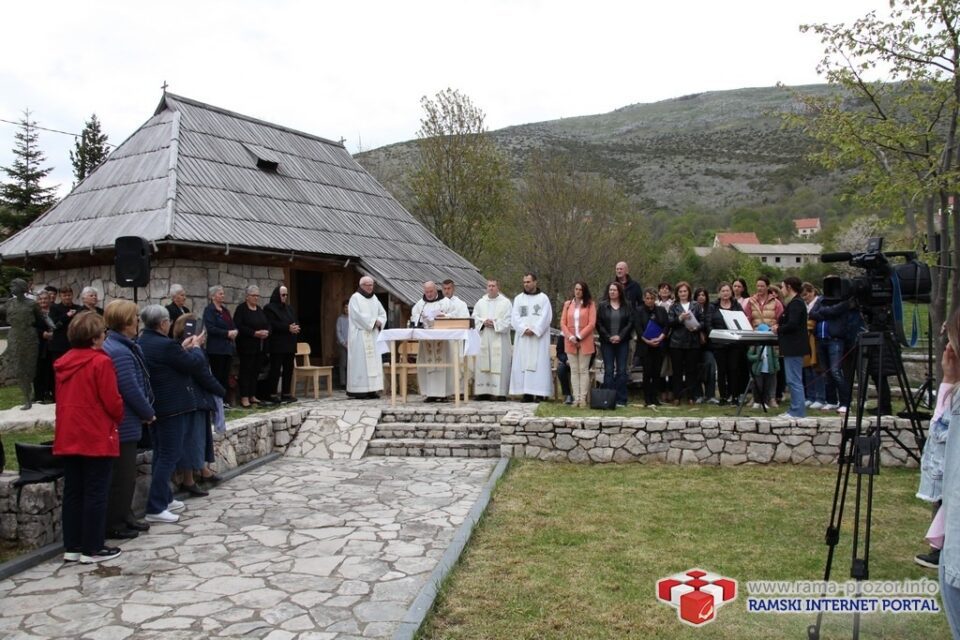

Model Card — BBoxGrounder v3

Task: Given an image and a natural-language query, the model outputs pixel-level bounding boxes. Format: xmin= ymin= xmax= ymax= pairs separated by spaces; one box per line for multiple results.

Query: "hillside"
xmin=356 ymin=84 xmax=845 ymax=213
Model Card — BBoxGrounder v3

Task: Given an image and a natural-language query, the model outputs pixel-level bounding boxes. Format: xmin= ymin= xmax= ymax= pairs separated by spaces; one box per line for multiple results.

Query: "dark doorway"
xmin=295 ymin=270 xmax=324 ymax=360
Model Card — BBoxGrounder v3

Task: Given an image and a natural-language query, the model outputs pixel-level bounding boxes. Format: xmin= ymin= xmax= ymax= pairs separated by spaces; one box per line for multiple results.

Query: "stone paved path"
xmin=0 ymin=456 xmax=497 ymax=639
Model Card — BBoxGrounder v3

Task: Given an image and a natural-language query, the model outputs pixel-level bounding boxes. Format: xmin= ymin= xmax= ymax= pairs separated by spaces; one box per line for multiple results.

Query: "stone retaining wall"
xmin=500 ymin=414 xmax=921 ymax=467
xmin=0 ymin=407 xmax=311 ymax=550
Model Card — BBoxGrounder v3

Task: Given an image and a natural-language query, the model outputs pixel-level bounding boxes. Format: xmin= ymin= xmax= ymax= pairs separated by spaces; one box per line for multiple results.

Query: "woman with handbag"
xmin=597 ymin=281 xmax=634 ymax=408
xmin=560 ymin=281 xmax=597 ymax=408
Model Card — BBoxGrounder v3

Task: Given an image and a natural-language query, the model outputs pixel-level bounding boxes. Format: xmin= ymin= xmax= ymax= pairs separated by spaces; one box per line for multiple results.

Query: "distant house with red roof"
xmin=713 ymin=232 xmax=760 ymax=248
xmin=794 ymin=218 xmax=821 ymax=237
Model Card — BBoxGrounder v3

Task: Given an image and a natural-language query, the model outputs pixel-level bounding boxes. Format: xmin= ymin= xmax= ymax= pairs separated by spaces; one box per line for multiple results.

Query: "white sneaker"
xmin=809 ymin=401 xmax=824 ymax=410
xmin=168 ymin=500 xmax=185 ymax=513
xmin=80 ymin=548 xmax=122 ymax=564
xmin=751 ymin=403 xmax=761 ymax=409
xmin=805 ymin=400 xmax=813 ymax=408
xmin=777 ymin=412 xmax=797 ymax=419
xmin=63 ymin=551 xmax=81 ymax=562
xmin=821 ymin=403 xmax=838 ymax=411
xmin=837 ymin=406 xmax=848 ymax=415
xmin=145 ymin=510 xmax=180 ymax=523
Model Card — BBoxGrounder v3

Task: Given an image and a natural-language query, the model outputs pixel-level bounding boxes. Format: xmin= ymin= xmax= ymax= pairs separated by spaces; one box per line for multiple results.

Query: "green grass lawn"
xmin=418 ymin=461 xmax=950 ymax=639
xmin=0 ymin=385 xmax=28 ymax=411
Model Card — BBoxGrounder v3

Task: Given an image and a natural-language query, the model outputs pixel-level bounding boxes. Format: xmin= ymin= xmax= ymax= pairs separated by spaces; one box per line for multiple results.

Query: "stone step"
xmin=367 ymin=438 xmax=501 ymax=458
xmin=373 ymin=421 xmax=500 ymax=441
xmin=378 ymin=408 xmax=510 ymax=425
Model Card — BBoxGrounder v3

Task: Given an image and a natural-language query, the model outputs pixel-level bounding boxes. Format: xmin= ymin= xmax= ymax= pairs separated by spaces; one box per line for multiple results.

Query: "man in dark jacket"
xmin=49 ymin=285 xmax=82 ymax=363
xmin=264 ymin=285 xmax=301 ymax=403
xmin=775 ymin=277 xmax=809 ymax=418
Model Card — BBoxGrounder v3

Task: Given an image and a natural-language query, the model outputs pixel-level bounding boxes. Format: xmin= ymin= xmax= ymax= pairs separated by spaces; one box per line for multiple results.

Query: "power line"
xmin=0 ymin=117 xmax=117 ymax=147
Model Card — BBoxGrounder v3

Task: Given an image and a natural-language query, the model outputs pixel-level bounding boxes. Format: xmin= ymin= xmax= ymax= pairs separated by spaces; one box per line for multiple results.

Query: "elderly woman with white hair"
xmin=233 ymin=285 xmax=270 ymax=408
xmin=136 ymin=305 xmax=208 ymax=523
xmin=202 ymin=285 xmax=238 ymax=405
xmin=80 ymin=286 xmax=103 ymax=315
xmin=165 ymin=284 xmax=190 ymax=334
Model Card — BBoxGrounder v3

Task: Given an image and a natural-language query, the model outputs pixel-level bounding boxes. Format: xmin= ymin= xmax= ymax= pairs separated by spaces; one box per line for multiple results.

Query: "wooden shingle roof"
xmin=0 ymin=93 xmax=486 ymax=305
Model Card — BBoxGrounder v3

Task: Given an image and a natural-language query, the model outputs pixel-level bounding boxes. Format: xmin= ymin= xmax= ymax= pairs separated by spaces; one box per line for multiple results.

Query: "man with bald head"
xmin=410 ymin=280 xmax=453 ymax=401
xmin=347 ymin=276 xmax=387 ymax=398
xmin=615 ymin=261 xmax=642 ymax=309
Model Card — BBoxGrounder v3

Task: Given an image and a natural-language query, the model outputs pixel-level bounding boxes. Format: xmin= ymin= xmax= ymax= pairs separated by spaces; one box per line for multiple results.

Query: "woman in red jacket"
xmin=53 ymin=311 xmax=124 ymax=564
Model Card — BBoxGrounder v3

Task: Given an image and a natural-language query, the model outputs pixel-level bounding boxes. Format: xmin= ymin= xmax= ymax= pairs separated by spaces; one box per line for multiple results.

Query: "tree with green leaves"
xmin=789 ymin=0 xmax=960 ymax=365
xmin=408 ymin=89 xmax=511 ymax=267
xmin=496 ymin=152 xmax=648 ymax=308
xmin=0 ymin=110 xmax=58 ymax=234
xmin=70 ymin=113 xmax=109 ymax=184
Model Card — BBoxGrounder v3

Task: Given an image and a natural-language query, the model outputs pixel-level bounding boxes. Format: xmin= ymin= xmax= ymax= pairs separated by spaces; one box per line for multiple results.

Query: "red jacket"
xmin=53 ymin=348 xmax=123 ymax=457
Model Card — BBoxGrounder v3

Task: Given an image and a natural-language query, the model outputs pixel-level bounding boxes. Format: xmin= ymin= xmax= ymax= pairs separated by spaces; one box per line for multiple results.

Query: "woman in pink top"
xmin=561 ymin=281 xmax=597 ymax=407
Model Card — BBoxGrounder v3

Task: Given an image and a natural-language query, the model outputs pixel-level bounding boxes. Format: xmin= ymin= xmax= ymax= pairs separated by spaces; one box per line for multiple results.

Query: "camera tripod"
xmin=807 ymin=330 xmax=925 ymax=640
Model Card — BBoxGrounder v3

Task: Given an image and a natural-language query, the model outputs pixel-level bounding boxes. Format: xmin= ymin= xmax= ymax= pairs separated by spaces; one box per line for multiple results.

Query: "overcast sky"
xmin=1 ymin=0 xmax=891 ymax=196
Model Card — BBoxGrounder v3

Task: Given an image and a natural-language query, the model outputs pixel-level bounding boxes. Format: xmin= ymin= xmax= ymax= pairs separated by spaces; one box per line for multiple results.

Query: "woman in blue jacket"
xmin=102 ymin=300 xmax=155 ymax=539
xmin=203 ymin=285 xmax=238 ymax=405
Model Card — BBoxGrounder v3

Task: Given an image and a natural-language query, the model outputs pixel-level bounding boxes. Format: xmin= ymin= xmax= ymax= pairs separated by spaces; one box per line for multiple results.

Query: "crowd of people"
xmin=17 ymin=280 xmax=311 ymax=564
xmin=344 ymin=263 xmax=865 ymax=420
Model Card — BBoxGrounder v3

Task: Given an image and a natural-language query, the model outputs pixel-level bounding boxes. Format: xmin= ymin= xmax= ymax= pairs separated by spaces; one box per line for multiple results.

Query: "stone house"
xmin=0 ymin=93 xmax=486 ymax=367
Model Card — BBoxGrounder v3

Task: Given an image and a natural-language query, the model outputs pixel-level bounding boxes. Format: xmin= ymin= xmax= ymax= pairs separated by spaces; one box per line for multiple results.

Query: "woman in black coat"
xmin=233 ymin=285 xmax=270 ymax=407
xmin=707 ymin=283 xmax=744 ymax=405
xmin=597 ymin=281 xmax=634 ymax=407
xmin=635 ymin=288 xmax=668 ymax=407
xmin=667 ymin=281 xmax=705 ymax=405
xmin=264 ymin=285 xmax=301 ymax=403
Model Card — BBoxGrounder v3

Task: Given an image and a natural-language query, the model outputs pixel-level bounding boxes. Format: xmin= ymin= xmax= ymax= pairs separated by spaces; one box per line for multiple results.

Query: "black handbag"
xmin=590 ymin=387 xmax=617 ymax=410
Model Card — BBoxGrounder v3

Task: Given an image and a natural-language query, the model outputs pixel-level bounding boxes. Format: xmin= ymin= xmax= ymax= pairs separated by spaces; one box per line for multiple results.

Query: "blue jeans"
xmin=803 ymin=366 xmax=826 ymax=403
xmin=601 ymin=341 xmax=629 ymax=405
xmin=942 ymin=562 xmax=960 ymax=636
xmin=147 ymin=413 xmax=189 ymax=514
xmin=783 ymin=356 xmax=805 ymax=417
xmin=818 ymin=338 xmax=849 ymax=407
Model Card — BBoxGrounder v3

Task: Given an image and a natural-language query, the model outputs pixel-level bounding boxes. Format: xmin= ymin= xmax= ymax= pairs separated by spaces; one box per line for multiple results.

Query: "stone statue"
xmin=6 ymin=279 xmax=41 ymax=410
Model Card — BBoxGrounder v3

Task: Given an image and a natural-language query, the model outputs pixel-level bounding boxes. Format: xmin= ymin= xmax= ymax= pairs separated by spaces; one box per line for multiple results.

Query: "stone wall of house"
xmin=500 ymin=414 xmax=921 ymax=467
xmin=31 ymin=258 xmax=287 ymax=310
xmin=0 ymin=407 xmax=310 ymax=551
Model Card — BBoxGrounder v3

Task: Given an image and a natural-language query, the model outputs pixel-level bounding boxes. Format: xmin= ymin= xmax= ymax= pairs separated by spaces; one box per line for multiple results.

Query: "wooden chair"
xmin=293 ymin=342 xmax=333 ymax=399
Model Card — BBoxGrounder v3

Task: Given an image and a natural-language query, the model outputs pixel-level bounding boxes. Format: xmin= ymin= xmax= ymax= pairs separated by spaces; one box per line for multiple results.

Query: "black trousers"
xmin=641 ymin=347 xmax=662 ymax=405
xmin=714 ymin=346 xmax=744 ymax=401
xmin=671 ymin=348 xmax=701 ymax=401
xmin=105 ymin=441 xmax=139 ymax=531
xmin=237 ymin=351 xmax=266 ymax=398
xmin=62 ymin=455 xmax=114 ymax=555
xmin=34 ymin=353 xmax=54 ymax=401
xmin=268 ymin=352 xmax=295 ymax=397
xmin=556 ymin=361 xmax=572 ymax=397
xmin=208 ymin=354 xmax=233 ymax=399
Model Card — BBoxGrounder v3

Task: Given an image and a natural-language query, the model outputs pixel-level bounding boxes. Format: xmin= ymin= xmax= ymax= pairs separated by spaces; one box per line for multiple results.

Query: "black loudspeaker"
xmin=115 ymin=236 xmax=151 ymax=287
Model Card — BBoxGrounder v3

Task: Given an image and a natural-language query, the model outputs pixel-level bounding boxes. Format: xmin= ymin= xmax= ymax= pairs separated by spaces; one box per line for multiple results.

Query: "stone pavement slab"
xmin=0 ymin=456 xmax=498 ymax=639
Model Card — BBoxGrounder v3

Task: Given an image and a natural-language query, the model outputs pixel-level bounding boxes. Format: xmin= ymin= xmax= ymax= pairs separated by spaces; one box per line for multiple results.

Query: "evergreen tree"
xmin=70 ymin=113 xmax=109 ymax=183
xmin=0 ymin=110 xmax=57 ymax=233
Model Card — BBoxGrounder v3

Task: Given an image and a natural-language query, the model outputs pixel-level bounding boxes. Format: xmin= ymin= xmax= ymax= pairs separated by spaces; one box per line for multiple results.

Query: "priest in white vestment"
xmin=509 ymin=273 xmax=553 ymax=400
xmin=410 ymin=281 xmax=453 ymax=401
xmin=441 ymin=279 xmax=471 ymax=394
xmin=472 ymin=279 xmax=512 ymax=399
xmin=347 ymin=276 xmax=387 ymax=398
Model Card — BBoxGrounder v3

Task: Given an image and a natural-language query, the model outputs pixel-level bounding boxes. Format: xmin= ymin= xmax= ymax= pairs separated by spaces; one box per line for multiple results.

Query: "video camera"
xmin=821 ymin=237 xmax=931 ymax=306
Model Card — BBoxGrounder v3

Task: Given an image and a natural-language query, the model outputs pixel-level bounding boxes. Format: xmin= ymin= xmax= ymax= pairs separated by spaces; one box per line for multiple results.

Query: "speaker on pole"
xmin=114 ymin=236 xmax=151 ymax=288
